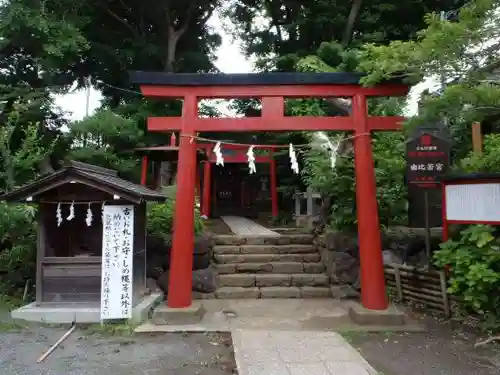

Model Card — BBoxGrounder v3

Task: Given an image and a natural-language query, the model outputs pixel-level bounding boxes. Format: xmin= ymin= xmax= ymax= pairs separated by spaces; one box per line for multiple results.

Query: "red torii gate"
xmin=130 ymin=71 xmax=409 ymax=311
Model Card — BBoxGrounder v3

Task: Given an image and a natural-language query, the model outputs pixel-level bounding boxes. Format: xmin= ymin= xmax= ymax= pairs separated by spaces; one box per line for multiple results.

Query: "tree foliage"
xmin=225 ymin=0 xmax=468 ymax=71
xmin=358 ymin=0 xmax=500 ymax=157
xmin=67 ymin=110 xmax=144 ymax=180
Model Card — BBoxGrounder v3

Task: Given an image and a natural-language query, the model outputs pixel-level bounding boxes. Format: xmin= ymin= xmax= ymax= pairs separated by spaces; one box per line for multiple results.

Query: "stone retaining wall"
xmin=314 ymin=227 xmax=444 ymax=298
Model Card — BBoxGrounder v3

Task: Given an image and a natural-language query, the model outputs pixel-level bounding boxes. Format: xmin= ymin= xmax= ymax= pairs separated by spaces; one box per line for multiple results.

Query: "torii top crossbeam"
xmin=130 ymin=71 xmax=407 ymax=133
xmin=130 ymin=70 xmax=410 ymax=312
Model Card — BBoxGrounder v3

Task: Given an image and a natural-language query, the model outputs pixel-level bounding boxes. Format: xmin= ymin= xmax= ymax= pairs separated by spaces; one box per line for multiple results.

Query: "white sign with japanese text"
xmin=100 ymin=205 xmax=134 ymax=320
xmin=445 ymin=183 xmax=500 ymax=222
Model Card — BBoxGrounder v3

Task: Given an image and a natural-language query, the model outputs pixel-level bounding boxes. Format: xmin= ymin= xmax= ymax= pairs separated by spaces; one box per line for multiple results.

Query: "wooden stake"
xmin=472 ymin=122 xmax=483 ymax=154
xmin=37 ymin=323 xmax=76 ymax=363
xmin=394 ymin=266 xmax=404 ymax=301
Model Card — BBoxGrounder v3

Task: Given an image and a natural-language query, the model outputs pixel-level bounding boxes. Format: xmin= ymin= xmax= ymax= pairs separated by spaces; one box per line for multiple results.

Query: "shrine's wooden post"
xmin=131 ymin=72 xmax=408 ymax=310
xmin=140 ymin=156 xmax=148 ymax=186
xmin=269 ymin=149 xmax=278 ymax=217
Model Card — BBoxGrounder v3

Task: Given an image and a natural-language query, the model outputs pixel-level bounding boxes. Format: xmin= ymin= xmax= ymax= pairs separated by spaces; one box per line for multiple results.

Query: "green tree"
xmin=358 ymin=0 xmax=500 ymax=158
xmin=226 ymin=0 xmax=468 ymax=71
xmin=67 ymin=110 xmax=144 ymax=181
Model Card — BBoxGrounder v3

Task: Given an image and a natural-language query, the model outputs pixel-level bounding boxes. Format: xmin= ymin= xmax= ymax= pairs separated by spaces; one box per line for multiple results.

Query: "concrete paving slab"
xmin=233 ymin=330 xmax=378 ymax=375
xmin=221 ymin=216 xmax=280 ymax=236
xmin=11 ymin=293 xmax=162 ymax=324
xmin=135 ymin=299 xmax=351 ymax=333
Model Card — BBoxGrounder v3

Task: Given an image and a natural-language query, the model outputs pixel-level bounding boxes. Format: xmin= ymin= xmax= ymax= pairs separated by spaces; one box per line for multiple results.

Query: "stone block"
xmin=303 ymin=263 xmax=325 ymax=273
xmin=348 ymin=303 xmax=406 ymax=326
xmin=218 ymin=274 xmax=256 ymax=287
xmin=300 ymin=286 xmax=331 ymax=298
xmin=255 ymin=274 xmax=292 ymax=287
xmin=215 ymin=287 xmax=260 ymax=299
xmin=236 ymin=262 xmax=273 ymax=273
xmin=302 ymin=253 xmax=322 ymax=263
xmin=260 ymin=286 xmax=301 ymax=298
xmin=215 ymin=264 xmax=237 ymax=274
xmin=239 ymin=245 xmax=278 ymax=254
xmin=213 ymin=245 xmax=241 ymax=254
xmin=213 ymin=235 xmax=246 ymax=246
xmin=277 ymin=245 xmax=316 ymax=254
xmin=152 ymin=302 xmax=205 ymax=325
xmin=245 ymin=237 xmax=270 ymax=245
xmin=272 ymin=236 xmax=292 ymax=245
xmin=215 ymin=254 xmax=246 ymax=263
xmin=288 ymin=234 xmax=315 ymax=244
xmin=271 ymin=262 xmax=304 ymax=273
xmin=291 ymin=274 xmax=329 ymax=287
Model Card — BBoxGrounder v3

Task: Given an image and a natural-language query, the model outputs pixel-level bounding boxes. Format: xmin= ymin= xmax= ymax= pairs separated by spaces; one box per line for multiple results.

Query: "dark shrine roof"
xmin=0 ymin=161 xmax=166 ymax=204
xmin=129 ymin=71 xmax=406 ymax=87
xmin=441 ymin=172 xmax=500 ymax=183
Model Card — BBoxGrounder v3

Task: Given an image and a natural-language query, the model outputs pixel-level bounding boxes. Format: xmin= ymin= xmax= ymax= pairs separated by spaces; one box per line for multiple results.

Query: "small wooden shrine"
xmin=137 ymin=135 xmax=279 ymax=218
xmin=1 ymin=161 xmax=165 ymax=319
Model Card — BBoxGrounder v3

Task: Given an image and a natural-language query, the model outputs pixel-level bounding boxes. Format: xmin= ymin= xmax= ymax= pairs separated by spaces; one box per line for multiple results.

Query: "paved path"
xmin=232 ymin=330 xmax=376 ymax=375
xmin=221 ymin=216 xmax=280 ymax=236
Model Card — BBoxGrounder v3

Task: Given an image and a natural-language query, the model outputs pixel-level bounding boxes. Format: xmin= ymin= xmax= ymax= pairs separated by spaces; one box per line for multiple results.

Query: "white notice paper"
xmin=100 ymin=205 xmax=134 ymax=320
xmin=445 ymin=183 xmax=500 ymax=222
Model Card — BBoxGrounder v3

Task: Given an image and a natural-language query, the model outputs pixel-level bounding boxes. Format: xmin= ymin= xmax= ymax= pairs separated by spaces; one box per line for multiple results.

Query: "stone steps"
xmin=216 ymin=262 xmax=325 ymax=274
xmin=210 ymin=233 xmax=331 ymax=299
xmin=214 ymin=253 xmax=321 ymax=264
xmin=213 ymin=234 xmax=314 ymax=246
xmin=215 ymin=286 xmax=331 ymax=299
xmin=213 ymin=244 xmax=315 ymax=255
xmin=218 ymin=273 xmax=329 ymax=287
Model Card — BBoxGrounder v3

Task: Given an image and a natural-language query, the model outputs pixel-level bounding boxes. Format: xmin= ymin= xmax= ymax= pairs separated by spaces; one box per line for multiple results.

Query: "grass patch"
xmin=340 ymin=330 xmax=367 ymax=343
xmin=0 ymin=295 xmax=24 ymax=311
xmin=80 ymin=322 xmax=139 ymax=337
xmin=0 ymin=319 xmax=28 ymax=332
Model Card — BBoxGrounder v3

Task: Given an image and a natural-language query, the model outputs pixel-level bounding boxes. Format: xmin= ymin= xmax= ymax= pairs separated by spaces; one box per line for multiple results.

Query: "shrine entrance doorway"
xmin=211 ymin=163 xmax=270 ymax=218
xmin=131 ymin=71 xmax=409 ymax=312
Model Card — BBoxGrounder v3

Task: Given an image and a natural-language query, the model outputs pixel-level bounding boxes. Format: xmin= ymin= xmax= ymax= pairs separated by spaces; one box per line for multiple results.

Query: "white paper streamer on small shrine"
xmin=289 ymin=143 xmax=299 ymax=174
xmin=213 ymin=142 xmax=224 ymax=166
xmin=85 ymin=203 xmax=93 ymax=227
xmin=56 ymin=203 xmax=63 ymax=227
xmin=246 ymin=145 xmax=256 ymax=174
xmin=66 ymin=202 xmax=75 ymax=221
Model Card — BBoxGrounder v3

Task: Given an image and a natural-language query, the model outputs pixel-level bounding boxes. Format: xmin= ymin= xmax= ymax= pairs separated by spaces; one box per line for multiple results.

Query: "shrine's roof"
xmin=129 ymin=71 xmax=406 ymax=87
xmin=0 ymin=161 xmax=166 ymax=204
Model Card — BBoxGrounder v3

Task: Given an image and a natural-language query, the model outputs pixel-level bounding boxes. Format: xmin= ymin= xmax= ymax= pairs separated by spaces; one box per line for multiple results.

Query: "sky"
xmin=53 ymin=10 xmax=429 ymax=121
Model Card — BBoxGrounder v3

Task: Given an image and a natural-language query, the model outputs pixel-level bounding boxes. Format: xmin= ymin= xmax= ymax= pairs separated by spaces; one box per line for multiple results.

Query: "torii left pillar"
xmin=167 ymin=96 xmax=198 ymax=307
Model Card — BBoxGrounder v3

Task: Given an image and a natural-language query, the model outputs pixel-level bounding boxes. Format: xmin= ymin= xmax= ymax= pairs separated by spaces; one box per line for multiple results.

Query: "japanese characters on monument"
xmin=406 ymin=133 xmax=450 ymax=188
xmin=100 ymin=205 xmax=134 ymax=321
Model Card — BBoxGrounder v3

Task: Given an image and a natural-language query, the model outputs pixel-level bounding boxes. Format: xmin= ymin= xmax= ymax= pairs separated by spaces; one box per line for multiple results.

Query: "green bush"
xmin=302 ymin=132 xmax=407 ymax=231
xmin=434 ymin=225 xmax=500 ymax=316
xmin=457 ymin=133 xmax=500 ymax=173
xmin=0 ymin=203 xmax=37 ymax=297
xmin=147 ymin=187 xmax=204 ymax=241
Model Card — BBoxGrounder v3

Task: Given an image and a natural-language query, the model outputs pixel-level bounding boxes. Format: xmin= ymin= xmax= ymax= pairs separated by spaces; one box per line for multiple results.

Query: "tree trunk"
xmin=342 ymin=0 xmax=363 ymax=46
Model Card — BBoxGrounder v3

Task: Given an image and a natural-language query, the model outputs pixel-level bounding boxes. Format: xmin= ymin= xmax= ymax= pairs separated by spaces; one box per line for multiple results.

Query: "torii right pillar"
xmin=352 ymin=94 xmax=387 ymax=309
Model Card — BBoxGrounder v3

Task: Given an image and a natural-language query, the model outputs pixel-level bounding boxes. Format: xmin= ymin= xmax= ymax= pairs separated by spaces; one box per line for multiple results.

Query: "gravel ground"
xmin=0 ymin=313 xmax=236 ymax=375
xmin=345 ymin=316 xmax=500 ymax=375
